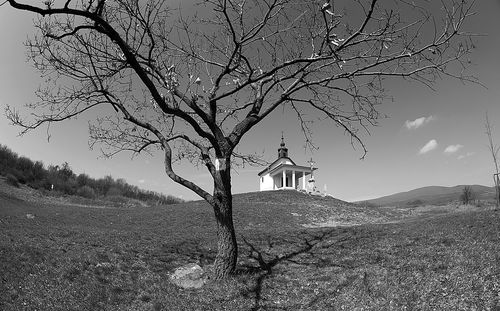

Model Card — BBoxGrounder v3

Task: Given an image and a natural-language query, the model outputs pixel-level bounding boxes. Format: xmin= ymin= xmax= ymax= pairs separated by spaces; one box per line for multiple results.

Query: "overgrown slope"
xmin=0 ymin=143 xmax=182 ymax=205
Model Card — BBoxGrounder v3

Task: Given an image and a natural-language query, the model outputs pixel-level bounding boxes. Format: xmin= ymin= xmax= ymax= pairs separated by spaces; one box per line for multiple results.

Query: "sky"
xmin=1 ymin=1 xmax=500 ymax=202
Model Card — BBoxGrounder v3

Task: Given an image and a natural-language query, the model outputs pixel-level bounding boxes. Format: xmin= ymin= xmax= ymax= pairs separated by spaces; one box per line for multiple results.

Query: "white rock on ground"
xmin=169 ymin=263 xmax=206 ymax=289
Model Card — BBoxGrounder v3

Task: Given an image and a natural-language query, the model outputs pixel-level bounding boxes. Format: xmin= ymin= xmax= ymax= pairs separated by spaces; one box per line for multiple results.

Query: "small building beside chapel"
xmin=258 ymin=136 xmax=317 ymax=192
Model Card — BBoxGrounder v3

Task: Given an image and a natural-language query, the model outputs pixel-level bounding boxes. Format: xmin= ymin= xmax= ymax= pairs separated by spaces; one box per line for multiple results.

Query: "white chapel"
xmin=258 ymin=136 xmax=317 ymax=192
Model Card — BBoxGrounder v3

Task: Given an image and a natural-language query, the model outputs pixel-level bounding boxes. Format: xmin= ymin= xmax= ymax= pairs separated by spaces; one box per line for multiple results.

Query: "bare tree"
xmin=460 ymin=185 xmax=475 ymax=205
xmin=2 ymin=0 xmax=477 ymax=279
xmin=485 ymin=112 xmax=500 ymax=208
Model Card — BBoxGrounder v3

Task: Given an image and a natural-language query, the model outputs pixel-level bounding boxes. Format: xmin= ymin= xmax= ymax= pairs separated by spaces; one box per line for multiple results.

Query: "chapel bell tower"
xmin=278 ymin=134 xmax=288 ymax=158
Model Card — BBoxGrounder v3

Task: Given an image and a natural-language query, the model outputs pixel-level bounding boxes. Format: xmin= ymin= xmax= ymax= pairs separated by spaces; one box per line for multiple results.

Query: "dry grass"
xmin=1 ymin=185 xmax=499 ymax=310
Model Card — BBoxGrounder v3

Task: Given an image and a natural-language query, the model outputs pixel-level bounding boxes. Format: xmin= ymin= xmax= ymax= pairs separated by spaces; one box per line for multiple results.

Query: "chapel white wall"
xmin=259 ymin=173 xmax=275 ymax=191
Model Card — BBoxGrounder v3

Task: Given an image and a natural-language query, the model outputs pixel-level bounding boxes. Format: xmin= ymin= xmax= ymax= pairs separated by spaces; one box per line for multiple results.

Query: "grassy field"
xmin=1 ymin=183 xmax=500 ymax=310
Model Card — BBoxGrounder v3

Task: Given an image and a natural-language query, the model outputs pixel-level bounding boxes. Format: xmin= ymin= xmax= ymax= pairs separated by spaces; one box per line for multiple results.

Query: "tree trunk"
xmin=493 ymin=175 xmax=500 ymax=209
xmin=213 ymin=198 xmax=238 ymax=279
xmin=496 ymin=184 xmax=500 ymax=209
xmin=212 ymin=159 xmax=238 ymax=279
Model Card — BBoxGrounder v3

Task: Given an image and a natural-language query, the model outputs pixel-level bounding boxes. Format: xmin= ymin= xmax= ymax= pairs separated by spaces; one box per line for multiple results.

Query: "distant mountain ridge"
xmin=361 ymin=185 xmax=496 ymax=206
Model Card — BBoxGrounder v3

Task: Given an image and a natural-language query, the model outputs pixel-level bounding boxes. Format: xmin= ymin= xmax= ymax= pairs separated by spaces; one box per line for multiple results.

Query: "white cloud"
xmin=405 ymin=116 xmax=435 ymax=130
xmin=444 ymin=144 xmax=464 ymax=154
xmin=138 ymin=179 xmax=145 ymax=184
xmin=418 ymin=139 xmax=438 ymax=155
xmin=458 ymin=152 xmax=475 ymax=160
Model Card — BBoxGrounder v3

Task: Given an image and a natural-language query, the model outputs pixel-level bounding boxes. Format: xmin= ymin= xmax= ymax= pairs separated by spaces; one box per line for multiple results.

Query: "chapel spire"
xmin=278 ymin=133 xmax=288 ymax=158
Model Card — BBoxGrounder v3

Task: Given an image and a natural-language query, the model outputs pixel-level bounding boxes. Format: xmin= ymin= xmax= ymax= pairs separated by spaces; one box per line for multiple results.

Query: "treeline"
xmin=0 ymin=144 xmax=183 ymax=205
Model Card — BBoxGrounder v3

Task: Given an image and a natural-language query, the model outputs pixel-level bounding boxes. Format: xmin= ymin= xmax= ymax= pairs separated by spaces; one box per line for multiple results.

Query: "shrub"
xmin=77 ymin=185 xmax=97 ymax=199
xmin=27 ymin=178 xmax=52 ymax=190
xmin=165 ymin=195 xmax=184 ymax=205
xmin=106 ymin=186 xmax=123 ymax=197
xmin=0 ymin=145 xmax=18 ymax=175
xmin=32 ymin=161 xmax=46 ymax=180
xmin=9 ymin=169 xmax=28 ymax=184
xmin=5 ymin=173 xmax=20 ymax=188
xmin=76 ymin=173 xmax=92 ymax=187
xmin=58 ymin=162 xmax=75 ymax=180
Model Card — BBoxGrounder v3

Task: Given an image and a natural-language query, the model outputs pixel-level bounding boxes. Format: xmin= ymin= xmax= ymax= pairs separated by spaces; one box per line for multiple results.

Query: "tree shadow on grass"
xmin=237 ymin=228 xmax=360 ymax=310
xmin=148 ymin=225 xmax=385 ymax=309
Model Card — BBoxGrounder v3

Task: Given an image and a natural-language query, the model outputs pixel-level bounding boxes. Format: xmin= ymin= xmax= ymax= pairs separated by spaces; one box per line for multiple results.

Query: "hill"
xmin=1 ymin=176 xmax=499 ymax=310
xmin=362 ymin=184 xmax=496 ymax=207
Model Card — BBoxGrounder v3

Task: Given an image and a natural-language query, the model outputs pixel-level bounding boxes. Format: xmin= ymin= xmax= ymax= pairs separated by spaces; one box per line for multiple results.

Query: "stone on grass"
xmin=169 ymin=263 xmax=206 ymax=289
